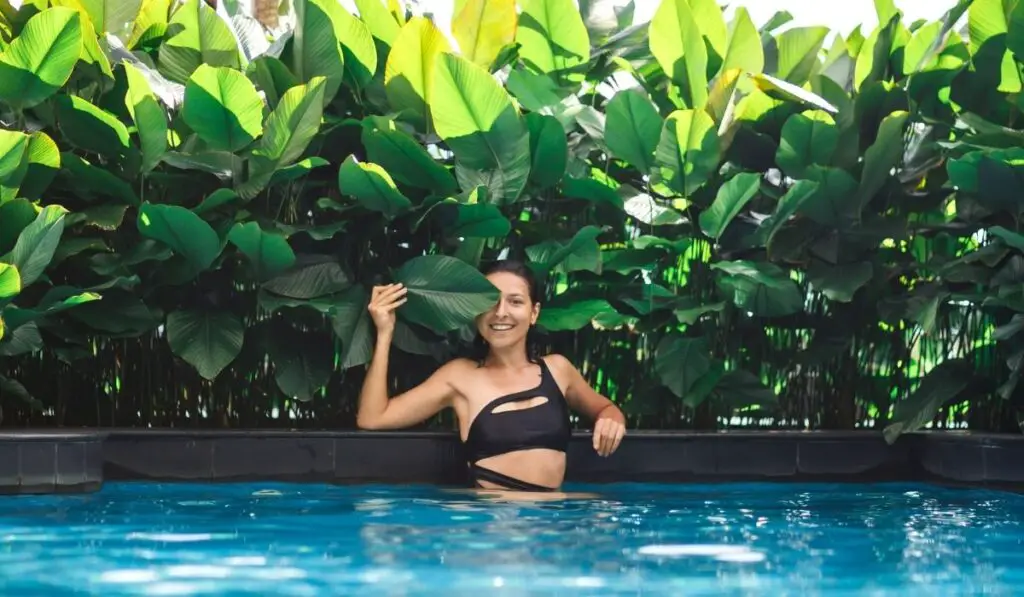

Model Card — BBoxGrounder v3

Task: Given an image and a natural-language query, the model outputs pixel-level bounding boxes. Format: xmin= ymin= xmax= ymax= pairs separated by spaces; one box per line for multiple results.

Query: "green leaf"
xmin=771 ymin=26 xmax=829 ymax=85
xmin=268 ymin=326 xmax=333 ymax=401
xmin=526 ymin=225 xmax=603 ymax=274
xmin=261 ymin=257 xmax=350 ymax=300
xmin=776 ymin=111 xmax=838 ymax=177
xmin=655 ymin=335 xmax=711 ymax=399
xmin=605 ymin=89 xmax=662 ymax=173
xmin=0 ymin=321 xmax=43 ymax=356
xmin=193 ymin=188 xmax=240 ymax=215
xmin=856 ymin=110 xmax=908 ymax=210
xmin=228 ymin=221 xmax=296 ymax=280
xmin=157 ymin=0 xmax=240 ymax=84
xmin=525 ymin=112 xmax=567 ymax=189
xmin=166 ymin=309 xmax=244 ymax=380
xmin=516 ymin=0 xmax=590 ymax=83
xmin=0 ymin=199 xmax=37 ymax=255
xmin=757 ymin=179 xmax=821 ymax=247
xmin=712 ymin=260 xmax=803 ymax=317
xmin=452 ymin=0 xmax=516 ymax=69
xmin=66 ymin=204 xmax=128 ymax=230
xmin=337 ymin=155 xmax=412 ymax=219
xmin=699 ymin=172 xmax=761 ymax=240
xmin=0 ymin=7 xmax=83 ymax=110
xmin=287 ymin=0 xmax=345 ymax=105
xmin=720 ymin=7 xmax=764 ymax=75
xmin=649 ymin=0 xmax=708 ymax=108
xmin=393 ymin=254 xmax=500 ymax=333
xmin=361 ymin=117 xmax=458 ymax=193
xmin=384 ymin=16 xmax=452 ymax=130
xmin=807 ymin=261 xmax=873 ymax=302
xmin=441 ymin=202 xmax=511 ymax=238
xmin=137 ymin=202 xmax=222 ymax=272
xmin=123 ymin=62 xmax=168 ymax=174
xmin=882 ymin=359 xmax=972 ymax=444
xmin=9 ymin=132 xmax=60 ymax=202
xmin=54 ymin=94 xmax=130 ymax=157
xmin=3 ymin=204 xmax=66 ymax=287
xmin=0 ymin=263 xmax=20 ymax=300
xmin=182 ymin=63 xmax=264 ymax=152
xmin=538 ymin=299 xmax=618 ymax=332
xmin=239 ymin=76 xmax=327 ymax=199
xmin=353 ymin=0 xmax=400 ymax=46
xmin=324 ymin=0 xmax=377 ymax=92
xmin=968 ymin=0 xmax=1021 ymax=94
xmin=655 ymin=109 xmax=720 ymax=197
xmin=429 ymin=52 xmax=531 ymax=204
xmin=331 ymin=285 xmax=373 ymax=369
xmin=0 ymin=375 xmax=43 ymax=411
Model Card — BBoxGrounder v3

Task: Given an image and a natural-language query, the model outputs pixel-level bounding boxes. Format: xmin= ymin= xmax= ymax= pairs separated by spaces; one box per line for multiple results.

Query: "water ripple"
xmin=0 ymin=481 xmax=1022 ymax=595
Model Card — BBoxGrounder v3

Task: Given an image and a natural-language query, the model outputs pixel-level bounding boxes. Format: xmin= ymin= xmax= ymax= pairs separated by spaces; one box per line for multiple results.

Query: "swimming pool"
xmin=1 ymin=481 xmax=1021 ymax=595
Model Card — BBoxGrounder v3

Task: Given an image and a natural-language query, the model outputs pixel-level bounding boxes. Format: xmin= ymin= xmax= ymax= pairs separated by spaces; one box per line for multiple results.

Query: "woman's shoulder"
xmin=539 ymin=353 xmax=578 ymax=374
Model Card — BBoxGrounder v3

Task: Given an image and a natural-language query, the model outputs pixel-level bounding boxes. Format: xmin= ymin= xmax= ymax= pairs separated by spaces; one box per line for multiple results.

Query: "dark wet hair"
xmin=469 ymin=259 xmax=543 ymax=365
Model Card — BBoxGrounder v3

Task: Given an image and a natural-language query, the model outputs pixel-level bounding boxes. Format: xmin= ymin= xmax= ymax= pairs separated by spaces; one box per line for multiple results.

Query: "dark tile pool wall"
xmin=2 ymin=430 xmax=1023 ymax=494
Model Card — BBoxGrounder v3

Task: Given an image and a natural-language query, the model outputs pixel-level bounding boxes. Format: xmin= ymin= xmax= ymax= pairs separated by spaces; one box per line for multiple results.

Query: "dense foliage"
xmin=0 ymin=0 xmax=1022 ymax=438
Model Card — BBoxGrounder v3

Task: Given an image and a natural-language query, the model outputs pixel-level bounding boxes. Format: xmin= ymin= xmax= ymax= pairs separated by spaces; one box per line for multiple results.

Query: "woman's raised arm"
xmin=356 ymin=283 xmax=459 ymax=430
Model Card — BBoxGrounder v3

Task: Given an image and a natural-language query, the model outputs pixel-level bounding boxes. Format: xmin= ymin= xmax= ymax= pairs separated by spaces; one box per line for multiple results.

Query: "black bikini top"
xmin=463 ymin=358 xmax=572 ymax=463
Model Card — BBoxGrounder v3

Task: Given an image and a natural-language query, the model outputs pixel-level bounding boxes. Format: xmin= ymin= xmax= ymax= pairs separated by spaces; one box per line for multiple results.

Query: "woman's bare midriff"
xmin=472 ymin=448 xmax=567 ymax=490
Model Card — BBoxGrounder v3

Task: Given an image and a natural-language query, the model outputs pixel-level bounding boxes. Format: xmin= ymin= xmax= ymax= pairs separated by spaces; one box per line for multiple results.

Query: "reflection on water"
xmin=0 ymin=481 xmax=1022 ymax=595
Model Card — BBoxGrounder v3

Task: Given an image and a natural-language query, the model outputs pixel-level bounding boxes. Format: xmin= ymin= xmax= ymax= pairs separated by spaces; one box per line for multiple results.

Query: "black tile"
xmin=103 ymin=438 xmax=215 ymax=480
xmin=56 ymin=442 xmax=87 ymax=486
xmin=19 ymin=442 xmax=57 ymax=490
xmin=796 ymin=439 xmax=892 ymax=475
xmin=84 ymin=440 xmax=103 ymax=484
xmin=714 ymin=438 xmax=798 ymax=477
xmin=0 ymin=443 xmax=18 ymax=492
xmin=211 ymin=437 xmax=334 ymax=480
xmin=981 ymin=444 xmax=1024 ymax=483
xmin=335 ymin=436 xmax=463 ymax=484
xmin=919 ymin=440 xmax=986 ymax=482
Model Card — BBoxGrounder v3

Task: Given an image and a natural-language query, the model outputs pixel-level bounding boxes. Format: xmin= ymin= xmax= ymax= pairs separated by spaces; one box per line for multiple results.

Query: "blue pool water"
xmin=0 ymin=481 xmax=1022 ymax=595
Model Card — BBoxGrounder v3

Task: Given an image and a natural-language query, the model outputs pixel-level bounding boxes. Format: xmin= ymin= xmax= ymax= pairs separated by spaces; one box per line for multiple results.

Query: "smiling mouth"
xmin=489 ymin=324 xmax=514 ymax=331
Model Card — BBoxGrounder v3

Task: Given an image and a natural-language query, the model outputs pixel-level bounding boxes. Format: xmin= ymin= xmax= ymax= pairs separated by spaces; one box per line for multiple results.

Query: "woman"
xmin=356 ymin=259 xmax=627 ymax=492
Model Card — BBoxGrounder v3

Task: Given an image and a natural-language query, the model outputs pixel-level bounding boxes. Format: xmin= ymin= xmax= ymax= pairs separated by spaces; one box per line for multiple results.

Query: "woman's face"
xmin=475 ymin=271 xmax=539 ymax=350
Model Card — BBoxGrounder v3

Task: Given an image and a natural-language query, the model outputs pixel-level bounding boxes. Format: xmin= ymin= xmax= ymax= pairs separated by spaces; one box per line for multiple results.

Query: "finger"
xmin=592 ymin=419 xmax=603 ymax=453
xmin=608 ymin=425 xmax=625 ymax=456
xmin=601 ymin=426 xmax=615 ymax=457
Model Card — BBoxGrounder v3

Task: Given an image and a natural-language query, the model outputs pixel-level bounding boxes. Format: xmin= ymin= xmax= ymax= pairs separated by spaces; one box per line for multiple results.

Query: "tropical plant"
xmin=0 ymin=0 xmax=1021 ymax=440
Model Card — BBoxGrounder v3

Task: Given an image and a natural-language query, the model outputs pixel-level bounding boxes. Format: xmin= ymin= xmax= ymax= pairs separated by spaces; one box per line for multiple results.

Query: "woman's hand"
xmin=592 ymin=415 xmax=626 ymax=457
xmin=367 ymin=283 xmax=407 ymax=336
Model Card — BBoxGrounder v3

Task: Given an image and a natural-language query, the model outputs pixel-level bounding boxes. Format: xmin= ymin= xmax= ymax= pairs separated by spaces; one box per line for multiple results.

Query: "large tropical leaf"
xmin=137 ymin=203 xmax=222 ymax=272
xmin=331 ymin=285 xmax=374 ymax=370
xmin=605 ymin=89 xmax=662 ymax=173
xmin=525 ymin=112 xmax=567 ymax=189
xmin=182 ymin=64 xmax=264 ymax=152
xmin=324 ymin=0 xmax=377 ymax=91
xmin=776 ymin=111 xmax=838 ymax=178
xmin=655 ymin=109 xmax=721 ymax=197
xmin=287 ymin=0 xmax=345 ymax=105
xmin=393 ymin=254 xmax=500 ymax=333
xmin=452 ymin=0 xmax=516 ymax=69
xmin=166 ymin=309 xmax=245 ymax=380
xmin=699 ymin=172 xmax=761 ymax=240
xmin=360 ymin=117 xmax=458 ymax=194
xmin=227 ymin=222 xmax=296 ymax=280
xmin=516 ymin=0 xmax=590 ymax=83
xmin=239 ymin=76 xmax=327 ymax=199
xmin=384 ymin=16 xmax=451 ymax=131
xmin=123 ymin=62 xmax=168 ymax=173
xmin=0 ymin=263 xmax=20 ymax=301
xmin=711 ymin=260 xmax=803 ymax=317
xmin=649 ymin=0 xmax=708 ymax=109
xmin=337 ymin=155 xmax=412 ymax=219
xmin=0 ymin=7 xmax=83 ymax=110
xmin=720 ymin=7 xmax=764 ymax=76
xmin=3 ymin=204 xmax=66 ymax=288
xmin=54 ymin=94 xmax=131 ymax=157
xmin=655 ymin=335 xmax=711 ymax=399
xmin=157 ymin=0 xmax=240 ymax=84
xmin=883 ymin=359 xmax=972 ymax=444
xmin=429 ymin=52 xmax=530 ymax=204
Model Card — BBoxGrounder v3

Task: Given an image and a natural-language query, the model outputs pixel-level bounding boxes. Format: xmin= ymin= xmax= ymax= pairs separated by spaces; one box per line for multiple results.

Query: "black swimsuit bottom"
xmin=463 ymin=358 xmax=572 ymax=492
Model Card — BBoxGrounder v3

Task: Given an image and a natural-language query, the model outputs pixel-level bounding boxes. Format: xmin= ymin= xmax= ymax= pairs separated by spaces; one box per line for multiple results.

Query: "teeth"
xmin=490 ymin=324 xmax=513 ymax=330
